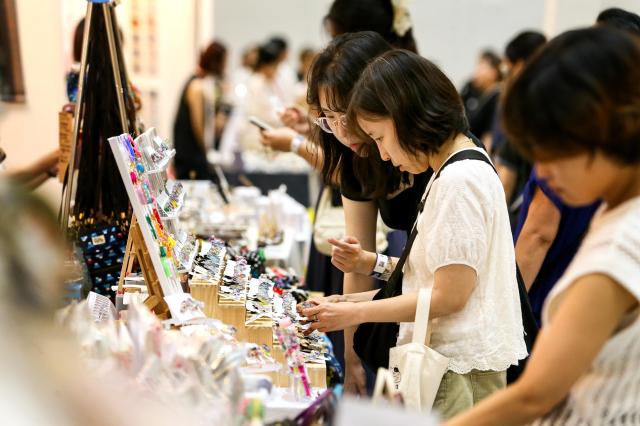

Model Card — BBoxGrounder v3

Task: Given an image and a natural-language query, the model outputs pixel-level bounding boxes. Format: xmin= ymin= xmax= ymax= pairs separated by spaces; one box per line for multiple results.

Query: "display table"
xmin=263 ymin=228 xmax=310 ymax=278
xmin=223 ymin=170 xmax=314 ymax=207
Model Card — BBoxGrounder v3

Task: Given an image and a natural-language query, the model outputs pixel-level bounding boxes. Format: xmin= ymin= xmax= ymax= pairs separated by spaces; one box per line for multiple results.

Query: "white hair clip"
xmin=391 ymin=0 xmax=414 ymax=37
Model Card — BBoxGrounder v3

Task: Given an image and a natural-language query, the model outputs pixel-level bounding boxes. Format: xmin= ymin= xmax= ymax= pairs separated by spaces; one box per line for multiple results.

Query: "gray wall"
xmin=214 ymin=0 xmax=640 ymax=88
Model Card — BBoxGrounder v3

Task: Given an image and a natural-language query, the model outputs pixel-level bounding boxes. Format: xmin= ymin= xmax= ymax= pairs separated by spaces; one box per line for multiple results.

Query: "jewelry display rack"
xmin=61 ymin=0 xmax=132 ymax=231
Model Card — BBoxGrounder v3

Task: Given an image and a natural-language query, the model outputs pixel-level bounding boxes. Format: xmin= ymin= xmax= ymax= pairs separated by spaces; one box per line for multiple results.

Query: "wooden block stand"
xmin=189 ymin=271 xmax=327 ymax=390
xmin=271 ymin=346 xmax=327 ymax=389
xmin=119 ymin=217 xmax=170 ymax=319
xmin=242 ymin=317 xmax=274 ymax=348
xmin=217 ymin=296 xmax=247 ymax=333
xmin=189 ymin=278 xmax=219 ymax=318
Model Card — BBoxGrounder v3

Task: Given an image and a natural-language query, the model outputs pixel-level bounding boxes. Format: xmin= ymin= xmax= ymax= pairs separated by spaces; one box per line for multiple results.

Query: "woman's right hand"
xmin=259 ymin=127 xmax=298 ymax=152
xmin=328 ymin=236 xmax=377 ymax=275
xmin=280 ymin=107 xmax=310 ymax=135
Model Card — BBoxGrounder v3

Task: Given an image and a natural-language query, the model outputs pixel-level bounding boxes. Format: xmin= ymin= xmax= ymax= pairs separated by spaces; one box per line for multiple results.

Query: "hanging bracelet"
xmin=290 ymin=134 xmax=305 ymax=154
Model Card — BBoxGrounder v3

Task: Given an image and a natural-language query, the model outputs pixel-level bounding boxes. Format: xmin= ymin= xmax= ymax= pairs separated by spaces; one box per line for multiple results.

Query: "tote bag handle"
xmin=412 ymin=288 xmax=433 ymax=345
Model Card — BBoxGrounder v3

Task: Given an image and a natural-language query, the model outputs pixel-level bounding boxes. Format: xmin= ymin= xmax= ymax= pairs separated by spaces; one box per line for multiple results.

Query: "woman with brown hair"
xmin=173 ymin=41 xmax=228 ymax=180
xmin=302 ymin=50 xmax=526 ymax=418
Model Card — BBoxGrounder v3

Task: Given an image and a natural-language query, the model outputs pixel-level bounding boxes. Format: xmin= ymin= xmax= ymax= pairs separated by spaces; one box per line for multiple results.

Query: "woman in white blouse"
xmin=301 ymin=49 xmax=527 ymax=418
xmin=446 ymin=27 xmax=640 ymax=425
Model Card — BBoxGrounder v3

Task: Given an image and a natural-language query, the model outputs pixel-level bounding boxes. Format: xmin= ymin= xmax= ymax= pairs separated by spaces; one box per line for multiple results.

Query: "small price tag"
xmin=91 ymin=235 xmax=106 ymax=246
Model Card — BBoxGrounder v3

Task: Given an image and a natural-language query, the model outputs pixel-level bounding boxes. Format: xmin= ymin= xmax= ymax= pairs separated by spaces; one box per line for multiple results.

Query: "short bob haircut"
xmin=347 ymin=50 xmax=468 ymax=159
xmin=502 ymin=27 xmax=640 ymax=164
xmin=307 ymin=31 xmax=406 ymax=197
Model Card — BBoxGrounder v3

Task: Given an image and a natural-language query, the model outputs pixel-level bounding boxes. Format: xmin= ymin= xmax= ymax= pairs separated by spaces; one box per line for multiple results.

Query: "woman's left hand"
xmin=300 ymin=302 xmax=361 ymax=334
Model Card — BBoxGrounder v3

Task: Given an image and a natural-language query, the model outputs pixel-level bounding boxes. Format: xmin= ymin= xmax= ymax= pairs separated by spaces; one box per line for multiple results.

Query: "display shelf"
xmin=109 ymin=133 xmax=183 ymax=297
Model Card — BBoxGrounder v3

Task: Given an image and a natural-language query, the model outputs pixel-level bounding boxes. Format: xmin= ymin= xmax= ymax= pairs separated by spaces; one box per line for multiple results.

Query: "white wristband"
xmin=370 ymin=253 xmax=389 ymax=278
xmin=290 ymin=134 xmax=305 ymax=154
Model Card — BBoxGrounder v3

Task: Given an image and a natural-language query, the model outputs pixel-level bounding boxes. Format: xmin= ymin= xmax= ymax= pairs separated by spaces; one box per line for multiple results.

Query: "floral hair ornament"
xmin=391 ymin=0 xmax=414 ymax=37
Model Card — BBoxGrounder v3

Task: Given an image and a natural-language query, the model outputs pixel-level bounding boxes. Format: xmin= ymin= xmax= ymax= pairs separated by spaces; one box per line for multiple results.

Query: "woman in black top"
xmin=303 ymin=32 xmax=434 ymax=395
xmin=173 ymin=41 xmax=227 ymax=180
xmin=260 ymin=0 xmax=427 ymax=396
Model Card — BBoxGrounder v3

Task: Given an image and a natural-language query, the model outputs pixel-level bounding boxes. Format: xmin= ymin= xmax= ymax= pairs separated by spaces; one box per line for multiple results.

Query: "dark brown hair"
xmin=479 ymin=49 xmax=503 ymax=81
xmin=325 ymin=0 xmax=417 ymax=53
xmin=348 ymin=50 xmax=468 ymax=159
xmin=306 ymin=32 xmax=402 ymax=197
xmin=199 ymin=41 xmax=227 ymax=78
xmin=502 ymin=27 xmax=640 ymax=164
xmin=597 ymin=7 xmax=640 ymax=36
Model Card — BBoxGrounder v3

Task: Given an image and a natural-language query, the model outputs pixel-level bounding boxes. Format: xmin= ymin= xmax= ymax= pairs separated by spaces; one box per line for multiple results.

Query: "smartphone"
xmin=248 ymin=116 xmax=273 ymax=131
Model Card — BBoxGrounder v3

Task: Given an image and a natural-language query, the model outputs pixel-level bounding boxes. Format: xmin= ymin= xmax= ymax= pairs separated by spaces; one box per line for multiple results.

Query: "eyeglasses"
xmin=314 ymin=115 xmax=347 ymax=134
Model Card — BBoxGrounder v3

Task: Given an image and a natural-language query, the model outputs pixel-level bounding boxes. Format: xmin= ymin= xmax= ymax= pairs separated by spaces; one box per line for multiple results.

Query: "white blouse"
xmin=397 ymin=148 xmax=527 ymax=374
xmin=533 ymin=197 xmax=640 ymax=425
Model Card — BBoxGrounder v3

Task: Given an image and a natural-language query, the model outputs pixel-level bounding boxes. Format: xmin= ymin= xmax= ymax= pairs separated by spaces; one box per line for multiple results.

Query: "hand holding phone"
xmin=248 ymin=116 xmax=273 ymax=132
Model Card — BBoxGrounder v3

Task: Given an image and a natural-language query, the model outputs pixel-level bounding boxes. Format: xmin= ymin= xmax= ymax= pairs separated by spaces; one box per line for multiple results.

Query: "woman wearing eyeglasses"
xmin=292 ymin=31 xmax=437 ymax=396
xmin=260 ymin=0 xmax=426 ymax=396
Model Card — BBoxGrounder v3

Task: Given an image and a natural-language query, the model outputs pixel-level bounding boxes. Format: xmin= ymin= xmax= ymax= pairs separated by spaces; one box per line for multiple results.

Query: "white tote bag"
xmin=389 ymin=288 xmax=450 ymax=412
xmin=372 ymin=367 xmax=402 ymax=404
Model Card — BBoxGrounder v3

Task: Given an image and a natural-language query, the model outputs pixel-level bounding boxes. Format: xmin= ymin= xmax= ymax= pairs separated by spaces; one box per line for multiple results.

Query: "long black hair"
xmin=307 ymin=31 xmax=408 ymax=197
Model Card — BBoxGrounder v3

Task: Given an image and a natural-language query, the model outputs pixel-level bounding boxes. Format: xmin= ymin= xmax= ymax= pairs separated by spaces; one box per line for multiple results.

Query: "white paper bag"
xmin=389 ymin=288 xmax=450 ymax=412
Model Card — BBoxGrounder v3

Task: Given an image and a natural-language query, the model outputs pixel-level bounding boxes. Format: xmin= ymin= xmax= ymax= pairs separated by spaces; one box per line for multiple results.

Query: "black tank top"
xmin=173 ymin=76 xmax=210 ymax=179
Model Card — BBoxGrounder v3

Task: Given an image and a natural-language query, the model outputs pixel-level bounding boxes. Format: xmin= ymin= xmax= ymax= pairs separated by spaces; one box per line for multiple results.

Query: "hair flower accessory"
xmin=391 ymin=0 xmax=414 ymax=37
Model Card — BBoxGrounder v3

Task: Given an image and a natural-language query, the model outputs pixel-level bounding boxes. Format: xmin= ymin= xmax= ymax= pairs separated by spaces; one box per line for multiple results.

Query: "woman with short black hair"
xmin=302 ymin=49 xmax=527 ymax=418
xmin=447 ymin=26 xmax=640 ymax=426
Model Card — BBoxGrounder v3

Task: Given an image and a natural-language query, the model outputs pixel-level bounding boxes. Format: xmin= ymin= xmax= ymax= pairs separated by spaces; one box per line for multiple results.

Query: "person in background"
xmin=0 ymin=149 xmax=59 ymax=190
xmin=447 ymin=26 xmax=640 ymax=426
xmin=270 ymin=36 xmax=297 ymax=107
xmin=293 ymin=47 xmax=317 ymax=105
xmin=230 ymin=44 xmax=258 ymax=102
xmin=238 ymin=40 xmax=292 ymax=153
xmin=493 ymin=31 xmax=546 ymax=230
xmin=459 ymin=50 xmax=502 ymax=150
xmin=173 ymin=41 xmax=228 ymax=180
xmin=513 ymin=10 xmax=640 ymax=327
xmin=296 ymin=47 xmax=316 ymax=83
xmin=596 ymin=6 xmax=640 ymax=33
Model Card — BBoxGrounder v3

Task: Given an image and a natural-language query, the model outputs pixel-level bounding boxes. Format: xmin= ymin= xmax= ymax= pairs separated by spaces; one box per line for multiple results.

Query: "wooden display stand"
xmin=217 ymin=295 xmax=247 ymax=332
xmin=118 ymin=217 xmax=170 ymax=319
xmin=271 ymin=346 xmax=327 ymax=389
xmin=189 ymin=270 xmax=327 ymax=389
xmin=242 ymin=317 xmax=274 ymax=349
xmin=189 ymin=278 xmax=219 ymax=318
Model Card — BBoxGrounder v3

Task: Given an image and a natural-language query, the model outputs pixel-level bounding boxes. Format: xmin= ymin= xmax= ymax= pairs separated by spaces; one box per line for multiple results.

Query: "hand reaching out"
xmin=328 ymin=236 xmax=377 ymax=275
xmin=259 ymin=127 xmax=298 ymax=152
xmin=280 ymin=107 xmax=310 ymax=135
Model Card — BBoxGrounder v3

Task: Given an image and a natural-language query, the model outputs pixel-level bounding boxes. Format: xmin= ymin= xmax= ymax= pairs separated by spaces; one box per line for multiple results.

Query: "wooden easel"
xmin=118 ymin=216 xmax=170 ymax=319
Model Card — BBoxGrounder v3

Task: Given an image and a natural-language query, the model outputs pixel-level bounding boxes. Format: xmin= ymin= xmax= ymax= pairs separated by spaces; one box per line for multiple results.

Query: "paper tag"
xmin=91 ymin=235 xmax=106 ymax=246
xmin=164 ymin=293 xmax=206 ymax=323
xmin=156 ymin=191 xmax=170 ymax=212
xmin=224 ymin=260 xmax=237 ymax=278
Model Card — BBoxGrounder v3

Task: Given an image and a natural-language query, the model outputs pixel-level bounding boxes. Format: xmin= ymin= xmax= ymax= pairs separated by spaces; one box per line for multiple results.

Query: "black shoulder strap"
xmin=385 ymin=149 xmax=495 ymax=296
